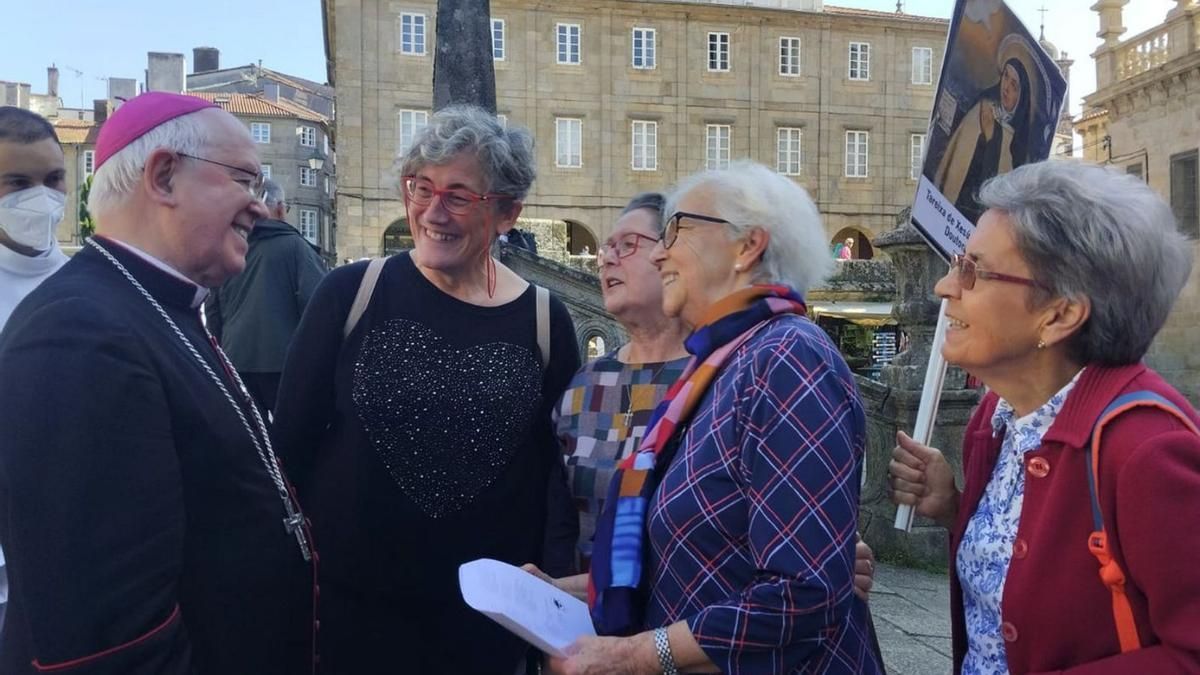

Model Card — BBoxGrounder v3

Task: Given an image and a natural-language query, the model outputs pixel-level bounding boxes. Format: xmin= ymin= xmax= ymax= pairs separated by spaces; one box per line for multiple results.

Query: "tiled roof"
xmin=52 ymin=118 xmax=98 ymax=145
xmin=1075 ymin=108 xmax=1109 ymax=124
xmin=825 ymin=5 xmax=948 ymax=25
xmin=185 ymin=92 xmax=329 ymax=125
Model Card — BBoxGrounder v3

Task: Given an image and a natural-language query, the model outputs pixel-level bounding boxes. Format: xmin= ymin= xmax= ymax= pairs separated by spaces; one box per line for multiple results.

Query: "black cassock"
xmin=0 ymin=237 xmax=313 ymax=675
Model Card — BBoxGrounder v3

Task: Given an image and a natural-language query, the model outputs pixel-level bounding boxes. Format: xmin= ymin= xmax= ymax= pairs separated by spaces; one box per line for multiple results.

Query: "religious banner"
xmin=910 ymin=0 xmax=1067 ymax=262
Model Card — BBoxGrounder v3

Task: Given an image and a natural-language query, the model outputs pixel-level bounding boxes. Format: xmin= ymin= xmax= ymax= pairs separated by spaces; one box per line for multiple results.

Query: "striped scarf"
xmin=586 ymin=284 xmax=808 ymax=635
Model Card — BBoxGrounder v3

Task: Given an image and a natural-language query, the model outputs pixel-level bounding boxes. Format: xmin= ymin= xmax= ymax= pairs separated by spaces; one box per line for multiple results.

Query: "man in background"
xmin=0 ymin=106 xmax=70 ymax=638
xmin=205 ymin=178 xmax=326 ymax=415
xmin=0 ymin=107 xmax=68 ymax=330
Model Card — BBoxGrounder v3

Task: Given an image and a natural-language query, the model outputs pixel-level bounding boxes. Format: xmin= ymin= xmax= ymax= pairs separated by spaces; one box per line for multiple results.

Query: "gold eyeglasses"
xmin=177 ymin=153 xmax=266 ymax=200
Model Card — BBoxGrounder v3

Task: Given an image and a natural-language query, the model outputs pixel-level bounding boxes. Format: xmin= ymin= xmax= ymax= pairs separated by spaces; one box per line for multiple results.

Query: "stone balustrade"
xmin=1117 ymin=27 xmax=1172 ymax=80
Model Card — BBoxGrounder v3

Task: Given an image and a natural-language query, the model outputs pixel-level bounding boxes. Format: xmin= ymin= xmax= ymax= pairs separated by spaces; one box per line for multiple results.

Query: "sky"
xmin=0 ymin=0 xmax=1174 ymax=118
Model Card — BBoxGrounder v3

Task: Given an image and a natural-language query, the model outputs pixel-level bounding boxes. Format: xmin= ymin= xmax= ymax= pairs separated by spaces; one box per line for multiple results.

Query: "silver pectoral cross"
xmin=283 ymin=504 xmax=313 ymax=562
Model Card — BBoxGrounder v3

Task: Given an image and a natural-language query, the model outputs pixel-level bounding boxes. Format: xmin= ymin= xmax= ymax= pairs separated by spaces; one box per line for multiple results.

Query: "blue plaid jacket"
xmin=644 ymin=315 xmax=881 ymax=674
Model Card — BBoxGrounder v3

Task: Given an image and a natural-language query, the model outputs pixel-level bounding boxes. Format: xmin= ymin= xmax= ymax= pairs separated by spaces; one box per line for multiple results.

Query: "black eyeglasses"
xmin=177 ymin=153 xmax=266 ymax=200
xmin=599 ymin=232 xmax=659 ymax=260
xmin=662 ymin=211 xmax=732 ymax=249
xmin=402 ymin=175 xmax=512 ymax=216
xmin=950 ymin=254 xmax=1048 ymax=291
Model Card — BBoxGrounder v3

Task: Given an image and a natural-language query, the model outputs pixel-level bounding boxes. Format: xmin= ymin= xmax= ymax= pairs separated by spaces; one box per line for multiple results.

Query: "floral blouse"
xmin=957 ymin=369 xmax=1084 ymax=674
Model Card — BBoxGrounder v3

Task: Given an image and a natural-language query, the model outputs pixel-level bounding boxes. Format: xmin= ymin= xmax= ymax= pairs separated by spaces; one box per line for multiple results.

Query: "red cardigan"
xmin=949 ymin=364 xmax=1200 ymax=674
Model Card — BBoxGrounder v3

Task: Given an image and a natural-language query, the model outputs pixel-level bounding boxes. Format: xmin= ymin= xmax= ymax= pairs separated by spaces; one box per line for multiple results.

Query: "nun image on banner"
xmin=912 ymin=0 xmax=1066 ymax=258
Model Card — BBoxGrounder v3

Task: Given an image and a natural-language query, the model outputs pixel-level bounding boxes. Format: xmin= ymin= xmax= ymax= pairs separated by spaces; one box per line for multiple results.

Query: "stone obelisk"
xmin=432 ymin=0 xmax=497 ymax=112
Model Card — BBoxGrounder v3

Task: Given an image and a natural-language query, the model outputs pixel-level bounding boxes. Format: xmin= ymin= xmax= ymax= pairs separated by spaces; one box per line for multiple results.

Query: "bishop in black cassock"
xmin=0 ymin=93 xmax=314 ymax=674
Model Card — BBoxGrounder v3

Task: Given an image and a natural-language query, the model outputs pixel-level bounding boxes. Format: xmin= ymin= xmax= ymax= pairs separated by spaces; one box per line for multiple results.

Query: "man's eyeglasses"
xmin=177 ymin=153 xmax=266 ymax=200
xmin=599 ymin=232 xmax=659 ymax=260
xmin=402 ymin=176 xmax=512 ymax=217
xmin=662 ymin=211 xmax=732 ymax=249
xmin=950 ymin=254 xmax=1048 ymax=291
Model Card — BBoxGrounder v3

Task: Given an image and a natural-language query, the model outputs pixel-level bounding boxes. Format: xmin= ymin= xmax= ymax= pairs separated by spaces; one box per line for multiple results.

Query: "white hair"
xmin=665 ymin=160 xmax=834 ymax=294
xmin=88 ymin=108 xmax=246 ymax=217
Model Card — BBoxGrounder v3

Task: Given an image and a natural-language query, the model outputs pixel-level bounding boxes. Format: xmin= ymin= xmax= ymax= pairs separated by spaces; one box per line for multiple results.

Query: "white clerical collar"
xmin=102 ymin=237 xmax=209 ymax=309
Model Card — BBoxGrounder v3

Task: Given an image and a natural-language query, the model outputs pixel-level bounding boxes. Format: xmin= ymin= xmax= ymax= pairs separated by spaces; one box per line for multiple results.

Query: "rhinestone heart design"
xmin=352 ymin=318 xmax=542 ymax=518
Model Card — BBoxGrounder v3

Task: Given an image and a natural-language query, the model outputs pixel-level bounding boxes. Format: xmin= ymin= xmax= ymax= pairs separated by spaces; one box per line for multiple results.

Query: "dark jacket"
xmin=950 ymin=364 xmax=1200 ymax=674
xmin=205 ymin=218 xmax=326 ymax=373
xmin=0 ymin=239 xmax=314 ymax=674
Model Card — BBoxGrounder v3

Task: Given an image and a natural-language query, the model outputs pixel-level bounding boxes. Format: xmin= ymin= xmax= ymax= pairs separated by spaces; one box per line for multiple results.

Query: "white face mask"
xmin=0 ymin=185 xmax=66 ymax=252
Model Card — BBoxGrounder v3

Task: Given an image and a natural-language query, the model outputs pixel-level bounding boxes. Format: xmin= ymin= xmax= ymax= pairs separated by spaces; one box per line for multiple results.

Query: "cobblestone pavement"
xmin=871 ymin=563 xmax=953 ymax=675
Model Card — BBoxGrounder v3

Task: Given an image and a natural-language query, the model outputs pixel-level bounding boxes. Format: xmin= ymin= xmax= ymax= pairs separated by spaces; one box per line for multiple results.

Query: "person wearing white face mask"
xmin=0 ymin=106 xmax=68 ymax=642
xmin=0 ymin=107 xmax=68 ymax=333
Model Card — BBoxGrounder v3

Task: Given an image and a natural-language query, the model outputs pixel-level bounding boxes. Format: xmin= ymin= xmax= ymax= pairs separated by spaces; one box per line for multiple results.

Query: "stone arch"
xmin=830 ymin=226 xmax=876 ymax=260
xmin=573 ymin=317 xmax=624 ymax=360
xmin=382 ymin=217 xmax=413 ymax=256
xmin=565 ymin=219 xmax=599 ymax=257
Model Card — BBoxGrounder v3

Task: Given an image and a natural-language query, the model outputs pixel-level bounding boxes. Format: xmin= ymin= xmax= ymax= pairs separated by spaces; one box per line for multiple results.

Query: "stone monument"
xmin=857 ymin=213 xmax=980 ymax=568
xmin=433 ymin=0 xmax=497 ymax=112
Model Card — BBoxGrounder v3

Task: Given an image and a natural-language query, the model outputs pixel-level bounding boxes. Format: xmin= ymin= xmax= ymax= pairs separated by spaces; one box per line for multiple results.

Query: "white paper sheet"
xmin=459 ymin=558 xmax=596 ymax=657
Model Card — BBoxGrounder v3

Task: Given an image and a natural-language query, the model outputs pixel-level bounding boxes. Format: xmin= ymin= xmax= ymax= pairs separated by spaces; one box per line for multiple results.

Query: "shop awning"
xmin=810 ymin=301 xmax=896 ymax=326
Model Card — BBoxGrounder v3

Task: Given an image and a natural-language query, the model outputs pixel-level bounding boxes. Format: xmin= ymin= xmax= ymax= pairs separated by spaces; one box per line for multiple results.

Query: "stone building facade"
xmin=1075 ymin=0 xmax=1200 ymax=404
xmin=185 ymin=92 xmax=337 ymax=260
xmin=50 ymin=116 xmax=101 ymax=248
xmin=322 ymin=0 xmax=948 ymax=261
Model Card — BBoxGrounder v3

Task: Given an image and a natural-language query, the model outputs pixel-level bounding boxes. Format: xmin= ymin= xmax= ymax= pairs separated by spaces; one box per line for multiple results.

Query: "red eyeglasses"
xmin=402 ymin=176 xmax=512 ymax=216
xmin=950 ymin=254 xmax=1048 ymax=291
xmin=599 ymin=232 xmax=659 ymax=260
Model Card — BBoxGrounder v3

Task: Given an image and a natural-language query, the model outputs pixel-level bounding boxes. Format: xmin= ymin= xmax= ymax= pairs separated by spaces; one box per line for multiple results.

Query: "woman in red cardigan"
xmin=889 ymin=160 xmax=1200 ymax=674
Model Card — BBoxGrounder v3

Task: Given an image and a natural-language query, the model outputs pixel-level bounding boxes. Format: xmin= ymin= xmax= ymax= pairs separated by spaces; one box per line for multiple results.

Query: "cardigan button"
xmin=1012 ymin=538 xmax=1028 ymax=559
xmin=1027 ymin=457 xmax=1051 ymax=478
xmin=1001 ymin=621 xmax=1019 ymax=642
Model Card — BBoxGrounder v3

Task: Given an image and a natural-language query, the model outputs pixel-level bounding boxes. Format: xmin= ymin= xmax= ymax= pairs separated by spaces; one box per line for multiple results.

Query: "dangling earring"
xmin=1037 ymin=339 xmax=1046 ymax=350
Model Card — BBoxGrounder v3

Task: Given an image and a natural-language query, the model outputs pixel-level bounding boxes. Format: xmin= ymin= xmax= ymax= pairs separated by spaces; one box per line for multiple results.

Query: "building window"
xmin=849 ymin=41 xmax=871 ymax=81
xmin=776 ymin=127 xmax=802 ymax=175
xmin=492 ymin=19 xmax=505 ymax=60
xmin=1126 ymin=162 xmax=1144 ymax=181
xmin=557 ymin=23 xmax=581 ymax=65
xmin=400 ymin=13 xmax=426 ymax=55
xmin=779 ymin=37 xmax=801 ymax=76
xmin=250 ymin=122 xmax=271 ymax=144
xmin=299 ymin=209 xmax=318 ymax=244
xmin=1170 ymin=149 xmax=1199 ymax=238
xmin=398 ymin=109 xmax=429 ymax=153
xmin=708 ymin=32 xmax=730 ymax=72
xmin=300 ymin=167 xmax=318 ymax=187
xmin=299 ymin=126 xmax=317 ymax=148
xmin=631 ymin=120 xmax=657 ymax=171
xmin=324 ymin=175 xmax=330 ymax=195
xmin=912 ymin=47 xmax=933 ymax=85
xmin=261 ymin=163 xmax=272 ymax=179
xmin=83 ymin=150 xmax=95 ymax=177
xmin=632 ymin=27 xmax=656 ymax=69
xmin=555 ymin=117 xmax=582 ymax=168
xmin=910 ymin=133 xmax=926 ymax=180
xmin=705 ymin=124 xmax=730 ymax=170
xmin=845 ymin=130 xmax=869 ymax=178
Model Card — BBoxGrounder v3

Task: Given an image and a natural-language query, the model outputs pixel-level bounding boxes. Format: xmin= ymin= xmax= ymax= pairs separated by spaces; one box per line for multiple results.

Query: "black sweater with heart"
xmin=272 ymin=253 xmax=580 ymax=674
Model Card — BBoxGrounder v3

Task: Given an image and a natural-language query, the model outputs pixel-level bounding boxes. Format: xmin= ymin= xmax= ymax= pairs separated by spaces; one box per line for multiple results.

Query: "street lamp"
xmin=307 ymin=148 xmax=326 ymax=172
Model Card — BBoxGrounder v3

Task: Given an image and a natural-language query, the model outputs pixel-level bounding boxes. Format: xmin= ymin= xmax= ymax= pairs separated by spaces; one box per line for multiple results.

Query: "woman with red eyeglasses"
xmin=890 ymin=160 xmax=1200 ymax=673
xmin=271 ymin=105 xmax=581 ymax=674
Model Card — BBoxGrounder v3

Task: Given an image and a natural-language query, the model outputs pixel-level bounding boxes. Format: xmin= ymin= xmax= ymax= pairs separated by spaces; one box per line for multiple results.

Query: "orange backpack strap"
xmin=1086 ymin=390 xmax=1200 ymax=653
